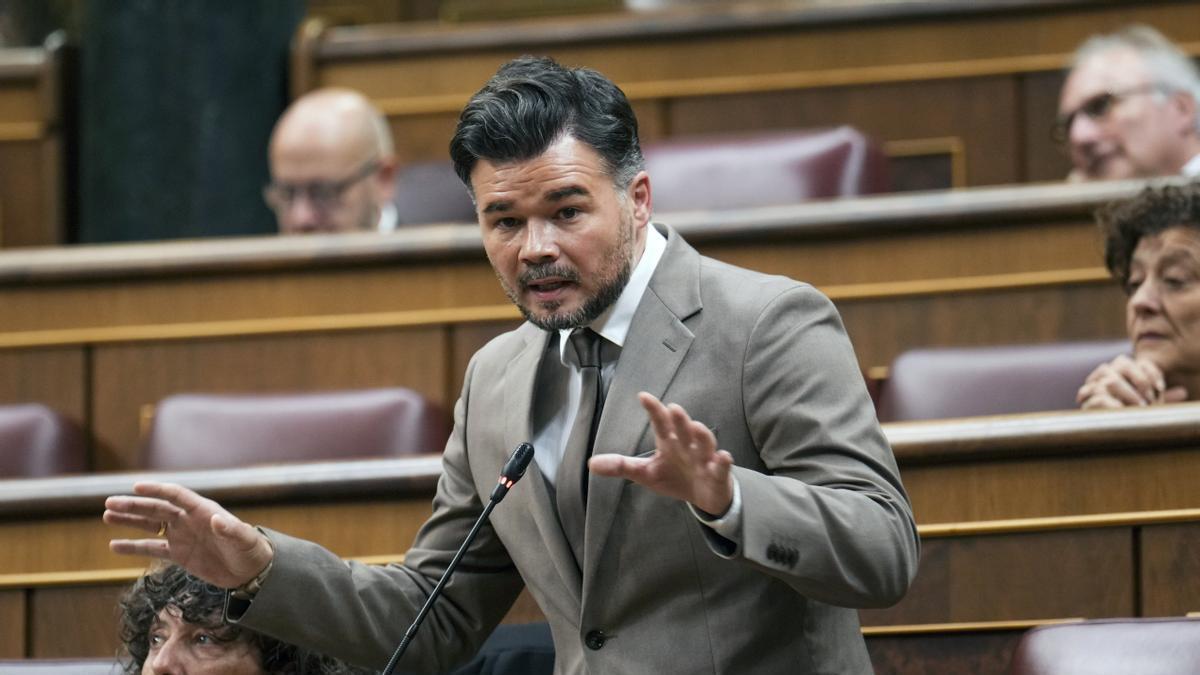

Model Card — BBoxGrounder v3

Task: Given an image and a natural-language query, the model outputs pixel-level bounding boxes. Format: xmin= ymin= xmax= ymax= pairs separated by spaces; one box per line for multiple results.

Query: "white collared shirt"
xmin=1182 ymin=153 xmax=1200 ymax=179
xmin=377 ymin=203 xmax=399 ymax=233
xmin=527 ymin=223 xmax=744 ymax=548
xmin=532 ymin=224 xmax=666 ymax=483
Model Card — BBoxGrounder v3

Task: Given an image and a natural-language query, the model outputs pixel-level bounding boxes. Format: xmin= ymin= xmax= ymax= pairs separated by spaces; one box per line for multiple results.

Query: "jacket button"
xmin=585 ymin=630 xmax=607 ymax=650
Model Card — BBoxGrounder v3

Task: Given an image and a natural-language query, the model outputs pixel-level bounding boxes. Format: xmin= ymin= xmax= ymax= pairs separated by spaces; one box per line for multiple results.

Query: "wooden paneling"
xmin=889 ymin=403 xmax=1200 ymax=523
xmin=866 ymin=628 xmax=1024 ymax=675
xmin=0 ymin=259 xmax=504 ymax=335
xmin=861 ymin=529 xmax=1133 ymax=626
xmin=1140 ymin=522 xmax=1200 ymax=617
xmin=669 ymin=76 xmax=1019 ymax=188
xmin=0 ymin=140 xmax=54 ymax=247
xmin=0 ymin=43 xmax=64 ymax=248
xmin=0 ymin=589 xmax=24 ymax=657
xmin=91 ymin=328 xmax=449 ymax=471
xmin=449 ymin=319 xmax=522 ymax=400
xmin=0 ymin=180 xmax=1160 ymax=470
xmin=30 ymin=584 xmax=124 ymax=658
xmin=303 ymin=0 xmax=1200 ymax=191
xmin=1020 ymin=70 xmax=1073 ymax=183
xmin=0 ymin=346 xmax=86 ymax=422
xmin=903 ymin=445 xmax=1200 ymax=524
xmin=0 ymin=497 xmax=433 ymax=577
xmin=701 ymin=217 xmax=1106 ymax=287
xmin=838 ymin=282 xmax=1125 ymax=371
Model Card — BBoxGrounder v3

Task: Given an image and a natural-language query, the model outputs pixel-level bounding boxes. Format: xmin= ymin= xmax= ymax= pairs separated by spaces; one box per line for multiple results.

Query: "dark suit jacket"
xmin=235 ymin=224 xmax=920 ymax=674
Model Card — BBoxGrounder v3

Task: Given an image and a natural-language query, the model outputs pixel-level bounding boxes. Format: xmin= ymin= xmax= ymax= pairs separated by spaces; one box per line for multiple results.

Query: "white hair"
xmin=1072 ymin=25 xmax=1200 ymax=132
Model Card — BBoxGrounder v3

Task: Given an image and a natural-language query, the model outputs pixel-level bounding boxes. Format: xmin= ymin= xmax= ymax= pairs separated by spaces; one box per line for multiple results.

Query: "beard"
xmin=497 ymin=214 xmax=636 ymax=332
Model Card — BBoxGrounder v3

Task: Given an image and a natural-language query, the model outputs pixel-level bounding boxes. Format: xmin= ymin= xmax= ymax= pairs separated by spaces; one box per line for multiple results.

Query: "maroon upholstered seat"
xmin=0 ymin=403 xmax=85 ymax=477
xmin=389 ymin=127 xmax=888 ymax=225
xmin=642 ymin=126 xmax=889 ymax=212
xmin=392 ymin=160 xmax=477 ymax=225
xmin=1009 ymin=618 xmax=1200 ymax=675
xmin=141 ymin=388 xmax=448 ymax=470
xmin=0 ymin=659 xmax=121 ymax=674
xmin=877 ymin=340 xmax=1131 ymax=422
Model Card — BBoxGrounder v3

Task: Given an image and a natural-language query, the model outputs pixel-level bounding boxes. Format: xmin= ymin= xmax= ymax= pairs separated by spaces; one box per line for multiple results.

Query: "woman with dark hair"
xmin=1078 ymin=182 xmax=1200 ymax=408
xmin=119 ymin=563 xmax=373 ymax=675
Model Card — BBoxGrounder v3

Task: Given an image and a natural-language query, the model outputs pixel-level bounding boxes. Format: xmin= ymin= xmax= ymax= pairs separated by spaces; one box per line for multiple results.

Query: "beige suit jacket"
xmin=236 ymin=224 xmax=920 ymax=674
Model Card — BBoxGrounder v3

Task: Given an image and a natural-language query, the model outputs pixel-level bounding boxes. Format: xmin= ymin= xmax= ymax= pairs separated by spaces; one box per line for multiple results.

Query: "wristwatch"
xmin=230 ymin=531 xmax=275 ymax=601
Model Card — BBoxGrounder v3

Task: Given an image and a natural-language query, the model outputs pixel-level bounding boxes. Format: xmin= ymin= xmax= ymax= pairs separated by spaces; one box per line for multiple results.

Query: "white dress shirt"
xmin=529 ymin=224 xmax=744 ymax=545
xmin=377 ymin=203 xmax=399 ymax=233
xmin=1182 ymin=153 xmax=1200 ymax=179
xmin=532 ymin=224 xmax=666 ymax=483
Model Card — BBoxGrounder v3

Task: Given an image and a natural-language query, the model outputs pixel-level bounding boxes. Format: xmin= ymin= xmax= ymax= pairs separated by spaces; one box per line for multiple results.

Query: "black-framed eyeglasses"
xmin=1052 ymin=84 xmax=1165 ymax=144
xmin=263 ymin=158 xmax=380 ymax=213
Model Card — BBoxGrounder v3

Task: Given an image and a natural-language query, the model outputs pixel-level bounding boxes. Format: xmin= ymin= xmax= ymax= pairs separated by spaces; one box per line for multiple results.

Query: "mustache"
xmin=519 ymin=264 xmax=580 ymax=290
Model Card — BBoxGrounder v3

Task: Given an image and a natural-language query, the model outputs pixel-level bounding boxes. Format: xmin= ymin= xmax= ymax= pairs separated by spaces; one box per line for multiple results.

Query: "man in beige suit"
xmin=105 ymin=57 xmax=919 ymax=673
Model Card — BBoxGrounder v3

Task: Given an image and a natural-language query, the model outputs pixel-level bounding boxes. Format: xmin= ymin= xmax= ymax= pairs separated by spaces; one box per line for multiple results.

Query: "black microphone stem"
xmin=380 ymin=442 xmax=532 ymax=675
xmin=380 ymin=497 xmax=499 ymax=675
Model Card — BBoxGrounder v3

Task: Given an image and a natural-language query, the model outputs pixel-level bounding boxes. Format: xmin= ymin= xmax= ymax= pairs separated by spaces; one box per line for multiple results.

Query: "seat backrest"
xmin=392 ymin=160 xmax=476 ymax=225
xmin=642 ymin=126 xmax=889 ymax=212
xmin=389 ymin=127 xmax=888 ymax=225
xmin=1009 ymin=618 xmax=1200 ymax=675
xmin=877 ymin=339 xmax=1131 ymax=422
xmin=0 ymin=659 xmax=121 ymax=674
xmin=0 ymin=403 xmax=86 ymax=477
xmin=141 ymin=388 xmax=448 ymax=470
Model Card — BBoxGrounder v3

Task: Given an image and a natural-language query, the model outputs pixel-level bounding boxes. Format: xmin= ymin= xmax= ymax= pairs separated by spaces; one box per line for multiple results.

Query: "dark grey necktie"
xmin=556 ymin=328 xmax=604 ymax=566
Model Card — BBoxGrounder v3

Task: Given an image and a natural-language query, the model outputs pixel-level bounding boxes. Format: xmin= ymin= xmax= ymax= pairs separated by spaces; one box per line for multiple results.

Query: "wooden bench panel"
xmin=861 ymin=529 xmax=1133 ymax=626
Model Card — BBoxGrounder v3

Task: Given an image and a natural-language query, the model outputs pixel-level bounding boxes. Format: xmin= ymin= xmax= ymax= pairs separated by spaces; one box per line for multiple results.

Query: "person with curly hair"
xmin=1078 ymin=182 xmax=1200 ymax=408
xmin=119 ymin=563 xmax=373 ymax=674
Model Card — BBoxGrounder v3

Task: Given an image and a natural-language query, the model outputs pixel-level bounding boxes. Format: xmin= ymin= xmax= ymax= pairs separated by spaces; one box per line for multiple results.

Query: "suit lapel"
xmin=581 ymin=226 xmax=702 ymax=594
xmin=501 ymin=326 xmax=583 ymax=603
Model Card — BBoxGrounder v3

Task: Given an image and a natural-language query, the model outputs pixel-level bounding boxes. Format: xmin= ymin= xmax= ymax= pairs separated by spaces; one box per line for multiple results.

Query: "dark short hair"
xmin=1099 ymin=182 xmax=1200 ymax=286
xmin=449 ymin=55 xmax=644 ymax=193
xmin=118 ymin=563 xmax=371 ymax=675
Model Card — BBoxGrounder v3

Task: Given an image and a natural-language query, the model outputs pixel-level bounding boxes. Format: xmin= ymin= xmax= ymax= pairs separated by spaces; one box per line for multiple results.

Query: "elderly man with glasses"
xmin=265 ymin=88 xmax=399 ymax=234
xmin=1056 ymin=25 xmax=1200 ymax=183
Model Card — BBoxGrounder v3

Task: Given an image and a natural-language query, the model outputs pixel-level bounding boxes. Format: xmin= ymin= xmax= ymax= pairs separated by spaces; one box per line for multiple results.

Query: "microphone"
xmin=490 ymin=441 xmax=534 ymax=502
xmin=381 ymin=442 xmax=535 ymax=675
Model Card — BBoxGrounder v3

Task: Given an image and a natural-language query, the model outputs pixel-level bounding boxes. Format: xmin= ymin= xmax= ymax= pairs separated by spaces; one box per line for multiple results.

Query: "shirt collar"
xmin=1183 ymin=153 xmax=1200 ymax=178
xmin=377 ymin=203 xmax=398 ymax=233
xmin=557 ymin=223 xmax=667 ymax=359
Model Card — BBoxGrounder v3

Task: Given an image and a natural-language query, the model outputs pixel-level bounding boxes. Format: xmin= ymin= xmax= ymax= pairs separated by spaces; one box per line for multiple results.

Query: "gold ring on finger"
xmin=156 ymin=521 xmax=168 ymax=538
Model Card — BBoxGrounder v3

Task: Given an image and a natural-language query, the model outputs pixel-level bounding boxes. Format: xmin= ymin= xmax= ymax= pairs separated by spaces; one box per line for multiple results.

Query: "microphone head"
xmin=501 ymin=442 xmax=535 ymax=481
xmin=491 ymin=442 xmax=534 ymax=503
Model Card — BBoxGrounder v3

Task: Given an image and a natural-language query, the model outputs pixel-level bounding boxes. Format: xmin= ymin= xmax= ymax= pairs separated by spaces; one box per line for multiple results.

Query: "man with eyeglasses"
xmin=265 ymin=88 xmax=399 ymax=234
xmin=1057 ymin=25 xmax=1200 ymax=183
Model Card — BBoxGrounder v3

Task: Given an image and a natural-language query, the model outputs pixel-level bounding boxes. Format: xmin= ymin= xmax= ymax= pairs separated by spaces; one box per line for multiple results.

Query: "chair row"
xmin=0 ymin=387 xmax=448 ymax=478
xmin=0 ymin=338 xmax=1131 ymax=477
xmin=390 ymin=126 xmax=891 ymax=226
xmin=876 ymin=339 xmax=1129 ymax=423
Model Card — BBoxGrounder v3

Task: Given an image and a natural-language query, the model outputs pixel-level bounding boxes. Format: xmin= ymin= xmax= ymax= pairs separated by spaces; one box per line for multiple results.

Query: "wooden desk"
xmin=0 ymin=37 xmax=66 ymax=248
xmin=295 ymin=0 xmax=1200 ymax=189
xmin=0 ymin=179 xmax=1140 ymax=470
xmin=4 ymin=404 xmax=1200 ymax=658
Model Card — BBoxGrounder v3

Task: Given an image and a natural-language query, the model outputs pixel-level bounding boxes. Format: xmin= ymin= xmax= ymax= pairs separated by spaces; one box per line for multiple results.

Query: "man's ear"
xmin=1168 ymin=91 xmax=1198 ymax=137
xmin=628 ymin=170 xmax=652 ymax=226
xmin=374 ymin=157 xmax=399 ymax=202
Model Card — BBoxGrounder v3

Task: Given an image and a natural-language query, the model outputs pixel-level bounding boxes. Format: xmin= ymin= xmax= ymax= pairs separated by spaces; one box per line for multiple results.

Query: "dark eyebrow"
xmin=546 ymin=186 xmax=588 ymax=202
xmin=1157 ymin=249 xmax=1200 ymax=268
xmin=481 ymin=186 xmax=588 ymax=214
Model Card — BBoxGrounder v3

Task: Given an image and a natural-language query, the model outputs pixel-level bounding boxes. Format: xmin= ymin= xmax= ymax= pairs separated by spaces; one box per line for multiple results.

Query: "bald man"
xmin=265 ymin=88 xmax=399 ymax=234
xmin=1057 ymin=25 xmax=1200 ymax=182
